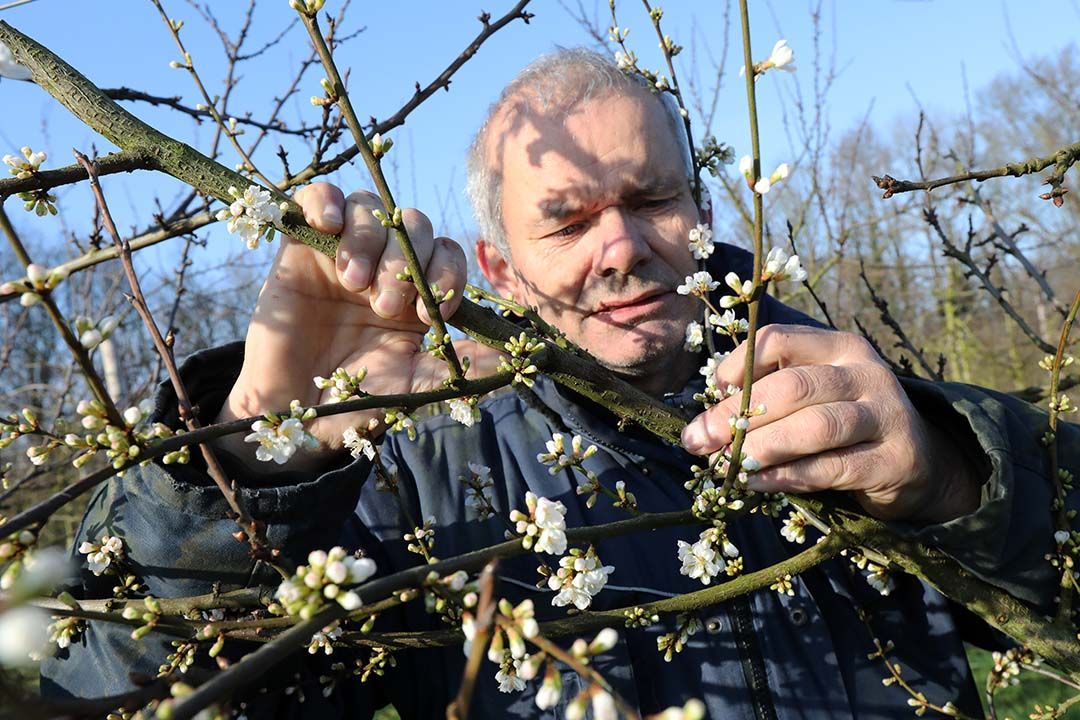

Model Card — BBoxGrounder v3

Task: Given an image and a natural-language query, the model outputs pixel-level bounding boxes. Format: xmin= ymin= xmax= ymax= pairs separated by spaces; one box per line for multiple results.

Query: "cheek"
xmin=516 ymin=255 xmax=590 ymax=316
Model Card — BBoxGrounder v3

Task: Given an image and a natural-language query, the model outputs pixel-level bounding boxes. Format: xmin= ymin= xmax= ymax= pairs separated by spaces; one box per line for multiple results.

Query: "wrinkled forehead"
xmin=486 ymin=89 xmax=687 ymax=222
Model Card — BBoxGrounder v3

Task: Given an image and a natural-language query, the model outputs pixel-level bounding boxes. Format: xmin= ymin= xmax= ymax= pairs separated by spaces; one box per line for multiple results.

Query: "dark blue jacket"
xmin=42 ymin=243 xmax=1076 ymax=719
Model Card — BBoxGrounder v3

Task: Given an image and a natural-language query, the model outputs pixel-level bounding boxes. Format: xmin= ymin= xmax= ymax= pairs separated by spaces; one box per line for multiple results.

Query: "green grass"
xmin=967 ymin=645 xmax=1080 ymax=719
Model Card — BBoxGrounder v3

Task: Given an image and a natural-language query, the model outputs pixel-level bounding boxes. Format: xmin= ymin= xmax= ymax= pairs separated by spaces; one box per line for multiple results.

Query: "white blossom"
xmin=1054 ymin=529 xmax=1071 ymax=545
xmin=684 ymin=321 xmax=704 ymax=351
xmin=3 ymin=147 xmax=46 ymax=178
xmin=535 ymin=667 xmax=562 ymax=710
xmin=650 ymin=699 xmax=707 ymax=720
xmin=755 ymin=164 xmax=792 ymax=195
xmin=245 ymin=416 xmax=318 ymax=465
xmin=589 ymin=627 xmax=619 ymax=654
xmin=767 ymin=39 xmax=796 ymax=71
xmin=536 ymin=432 xmax=597 ymax=474
xmin=78 ymin=535 xmax=123 ymax=576
xmin=677 ymin=530 xmax=725 ymax=585
xmin=780 ymin=511 xmax=807 ymax=544
xmin=0 ymin=606 xmax=49 ymax=666
xmin=342 ymin=426 xmax=376 ymax=461
xmin=592 ymin=690 xmax=618 ymax=720
xmin=496 ymin=658 xmax=527 ymax=693
xmin=0 ymin=41 xmax=32 ymax=81
xmin=762 ymin=246 xmax=808 ymax=283
xmin=738 ymin=154 xmax=753 ymax=180
xmin=687 ymin=223 xmax=714 ymax=260
xmin=18 ymin=547 xmax=70 ymax=595
xmin=614 ymin=49 xmax=637 ymax=71
xmin=275 ymin=546 xmax=376 ymax=618
xmin=865 ymin=564 xmax=894 ymax=596
xmin=719 ymin=271 xmax=755 ymax=309
xmin=215 ymin=185 xmax=287 ymax=250
xmin=677 ymin=271 xmax=719 ymax=297
xmin=548 ymin=547 xmax=613 ymax=610
xmin=448 ymin=397 xmax=480 ymax=427
xmin=510 ymin=492 xmax=568 ymax=555
xmin=307 ymin=621 xmax=343 ymax=655
xmin=708 ymin=309 xmax=748 ymax=336
xmin=313 ymin=366 xmax=368 ymax=403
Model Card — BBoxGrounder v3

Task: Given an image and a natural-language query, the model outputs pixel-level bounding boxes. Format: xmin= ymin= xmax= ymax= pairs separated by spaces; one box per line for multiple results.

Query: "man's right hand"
xmin=213 ymin=182 xmax=500 ymax=471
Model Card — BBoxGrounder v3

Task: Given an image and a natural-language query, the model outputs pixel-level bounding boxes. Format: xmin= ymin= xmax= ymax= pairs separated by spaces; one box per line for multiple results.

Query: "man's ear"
xmin=475 ymin=238 xmax=521 ymax=301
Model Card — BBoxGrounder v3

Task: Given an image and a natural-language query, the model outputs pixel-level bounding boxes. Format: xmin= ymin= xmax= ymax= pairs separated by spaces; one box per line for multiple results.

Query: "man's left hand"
xmin=680 ymin=324 xmax=982 ymax=524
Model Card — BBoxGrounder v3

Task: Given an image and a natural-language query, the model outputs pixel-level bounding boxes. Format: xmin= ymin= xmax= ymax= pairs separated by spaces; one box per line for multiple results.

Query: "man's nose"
xmin=591 ymin=206 xmax=652 ymax=277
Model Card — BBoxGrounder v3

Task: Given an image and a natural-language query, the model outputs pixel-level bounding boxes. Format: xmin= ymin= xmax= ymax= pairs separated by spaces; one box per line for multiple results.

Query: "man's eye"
xmin=552 ymin=222 xmax=586 ymax=238
xmin=638 ymin=196 xmax=676 ymax=211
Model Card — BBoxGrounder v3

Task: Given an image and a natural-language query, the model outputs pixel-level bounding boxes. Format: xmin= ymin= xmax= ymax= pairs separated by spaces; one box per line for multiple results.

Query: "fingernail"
xmin=375 ymin=290 xmax=404 ymax=317
xmin=343 ymin=257 xmax=372 ymax=290
xmin=681 ymin=422 xmax=705 ymax=454
xmin=322 ymin=205 xmax=342 ymax=229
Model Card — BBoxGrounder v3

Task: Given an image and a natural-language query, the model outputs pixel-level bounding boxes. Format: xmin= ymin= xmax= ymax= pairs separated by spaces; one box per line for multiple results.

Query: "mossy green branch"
xmin=793 ymin=494 xmax=1080 ymax=681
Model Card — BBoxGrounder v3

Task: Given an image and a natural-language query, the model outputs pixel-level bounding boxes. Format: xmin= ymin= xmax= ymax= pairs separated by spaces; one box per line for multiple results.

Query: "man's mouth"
xmin=592 ymin=290 xmax=672 ymax=322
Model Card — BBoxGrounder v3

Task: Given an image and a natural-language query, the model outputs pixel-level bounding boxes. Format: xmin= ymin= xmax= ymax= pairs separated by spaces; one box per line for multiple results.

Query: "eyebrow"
xmin=533 ymin=175 xmax=686 ymax=225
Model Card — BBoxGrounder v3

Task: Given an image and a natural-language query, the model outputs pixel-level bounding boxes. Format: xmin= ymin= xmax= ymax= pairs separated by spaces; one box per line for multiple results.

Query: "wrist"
xmin=906 ymin=421 xmax=983 ymax=526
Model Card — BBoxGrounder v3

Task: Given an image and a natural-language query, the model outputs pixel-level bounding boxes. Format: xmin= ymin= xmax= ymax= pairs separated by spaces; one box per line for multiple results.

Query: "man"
xmin=44 ymin=49 xmax=1074 ymax=719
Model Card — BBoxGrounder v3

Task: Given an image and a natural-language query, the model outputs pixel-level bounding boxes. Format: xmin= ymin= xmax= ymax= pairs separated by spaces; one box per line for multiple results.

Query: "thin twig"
xmin=872 ymin=139 xmax=1080 ymax=198
xmin=296 ymin=8 xmax=466 ymax=385
xmin=858 ymin=259 xmax=943 ymax=381
xmin=0 ymin=205 xmax=125 ymax=427
xmin=74 ymin=150 xmax=291 ymax=578
xmin=1047 ymin=288 xmax=1080 ymax=622
xmin=446 ymin=561 xmax=498 ymax=720
xmin=722 ymin=0 xmax=766 ymax=493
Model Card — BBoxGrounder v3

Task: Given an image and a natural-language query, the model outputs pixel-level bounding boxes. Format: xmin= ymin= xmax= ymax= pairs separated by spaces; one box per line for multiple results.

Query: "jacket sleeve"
xmin=39 ymin=343 xmax=394 ymax=717
xmin=892 ymin=376 xmax=1079 ymax=613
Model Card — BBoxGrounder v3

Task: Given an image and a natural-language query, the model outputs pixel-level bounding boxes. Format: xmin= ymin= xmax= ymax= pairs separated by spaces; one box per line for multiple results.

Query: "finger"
xmin=742 ymin=440 xmax=888 ymax=496
xmin=712 ymin=324 xmax=877 ymax=391
xmin=738 ymin=401 xmax=883 ymax=469
xmin=295 ymin=182 xmax=346 ymax=234
xmin=681 ymin=363 xmax=870 ymax=452
xmin=337 ymin=191 xmax=387 ymax=293
xmin=415 ymin=237 xmax=467 ymax=325
xmin=369 ymin=207 xmax=435 ymax=320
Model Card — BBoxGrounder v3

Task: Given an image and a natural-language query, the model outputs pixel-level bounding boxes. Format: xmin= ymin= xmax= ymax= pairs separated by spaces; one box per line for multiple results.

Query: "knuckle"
xmin=859 ymin=361 xmax=901 ymax=400
xmin=401 ymin=208 xmax=433 ymax=238
xmin=821 ymin=451 xmax=850 ymax=484
xmin=811 ymin=404 xmax=845 ymax=445
xmin=844 ymin=330 xmax=876 ymax=358
xmin=780 ymin=366 xmax=815 ymax=406
xmin=345 ymin=190 xmax=381 ymax=207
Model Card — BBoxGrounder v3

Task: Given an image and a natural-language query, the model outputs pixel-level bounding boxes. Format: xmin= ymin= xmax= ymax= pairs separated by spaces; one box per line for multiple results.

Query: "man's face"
xmin=478 ymin=90 xmax=702 ymax=394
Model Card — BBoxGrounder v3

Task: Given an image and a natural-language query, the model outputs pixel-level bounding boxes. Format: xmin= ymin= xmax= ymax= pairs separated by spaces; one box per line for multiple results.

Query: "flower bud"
xmin=25 ymin=264 xmax=46 ymax=285
xmin=589 ymin=627 xmax=618 ymax=654
xmin=80 ymin=329 xmax=103 ymax=350
xmin=122 ymin=406 xmax=143 ymax=427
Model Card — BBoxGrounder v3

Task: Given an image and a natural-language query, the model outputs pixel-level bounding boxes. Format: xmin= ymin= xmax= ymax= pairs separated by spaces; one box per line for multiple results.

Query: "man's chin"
xmin=587 ymin=338 xmax=698 ymax=394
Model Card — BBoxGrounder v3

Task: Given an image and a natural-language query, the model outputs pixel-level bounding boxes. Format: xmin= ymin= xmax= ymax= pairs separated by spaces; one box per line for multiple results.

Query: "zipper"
xmin=727 ymin=595 xmax=779 ymax=720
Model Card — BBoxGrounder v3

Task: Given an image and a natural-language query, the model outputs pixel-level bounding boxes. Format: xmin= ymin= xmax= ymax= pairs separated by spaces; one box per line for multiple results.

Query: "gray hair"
xmin=466 ymin=47 xmax=694 ymax=258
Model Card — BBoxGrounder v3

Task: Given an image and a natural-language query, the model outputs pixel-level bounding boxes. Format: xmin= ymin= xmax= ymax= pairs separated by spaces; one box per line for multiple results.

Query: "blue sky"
xmin=1 ymin=0 xmax=1077 ymax=265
